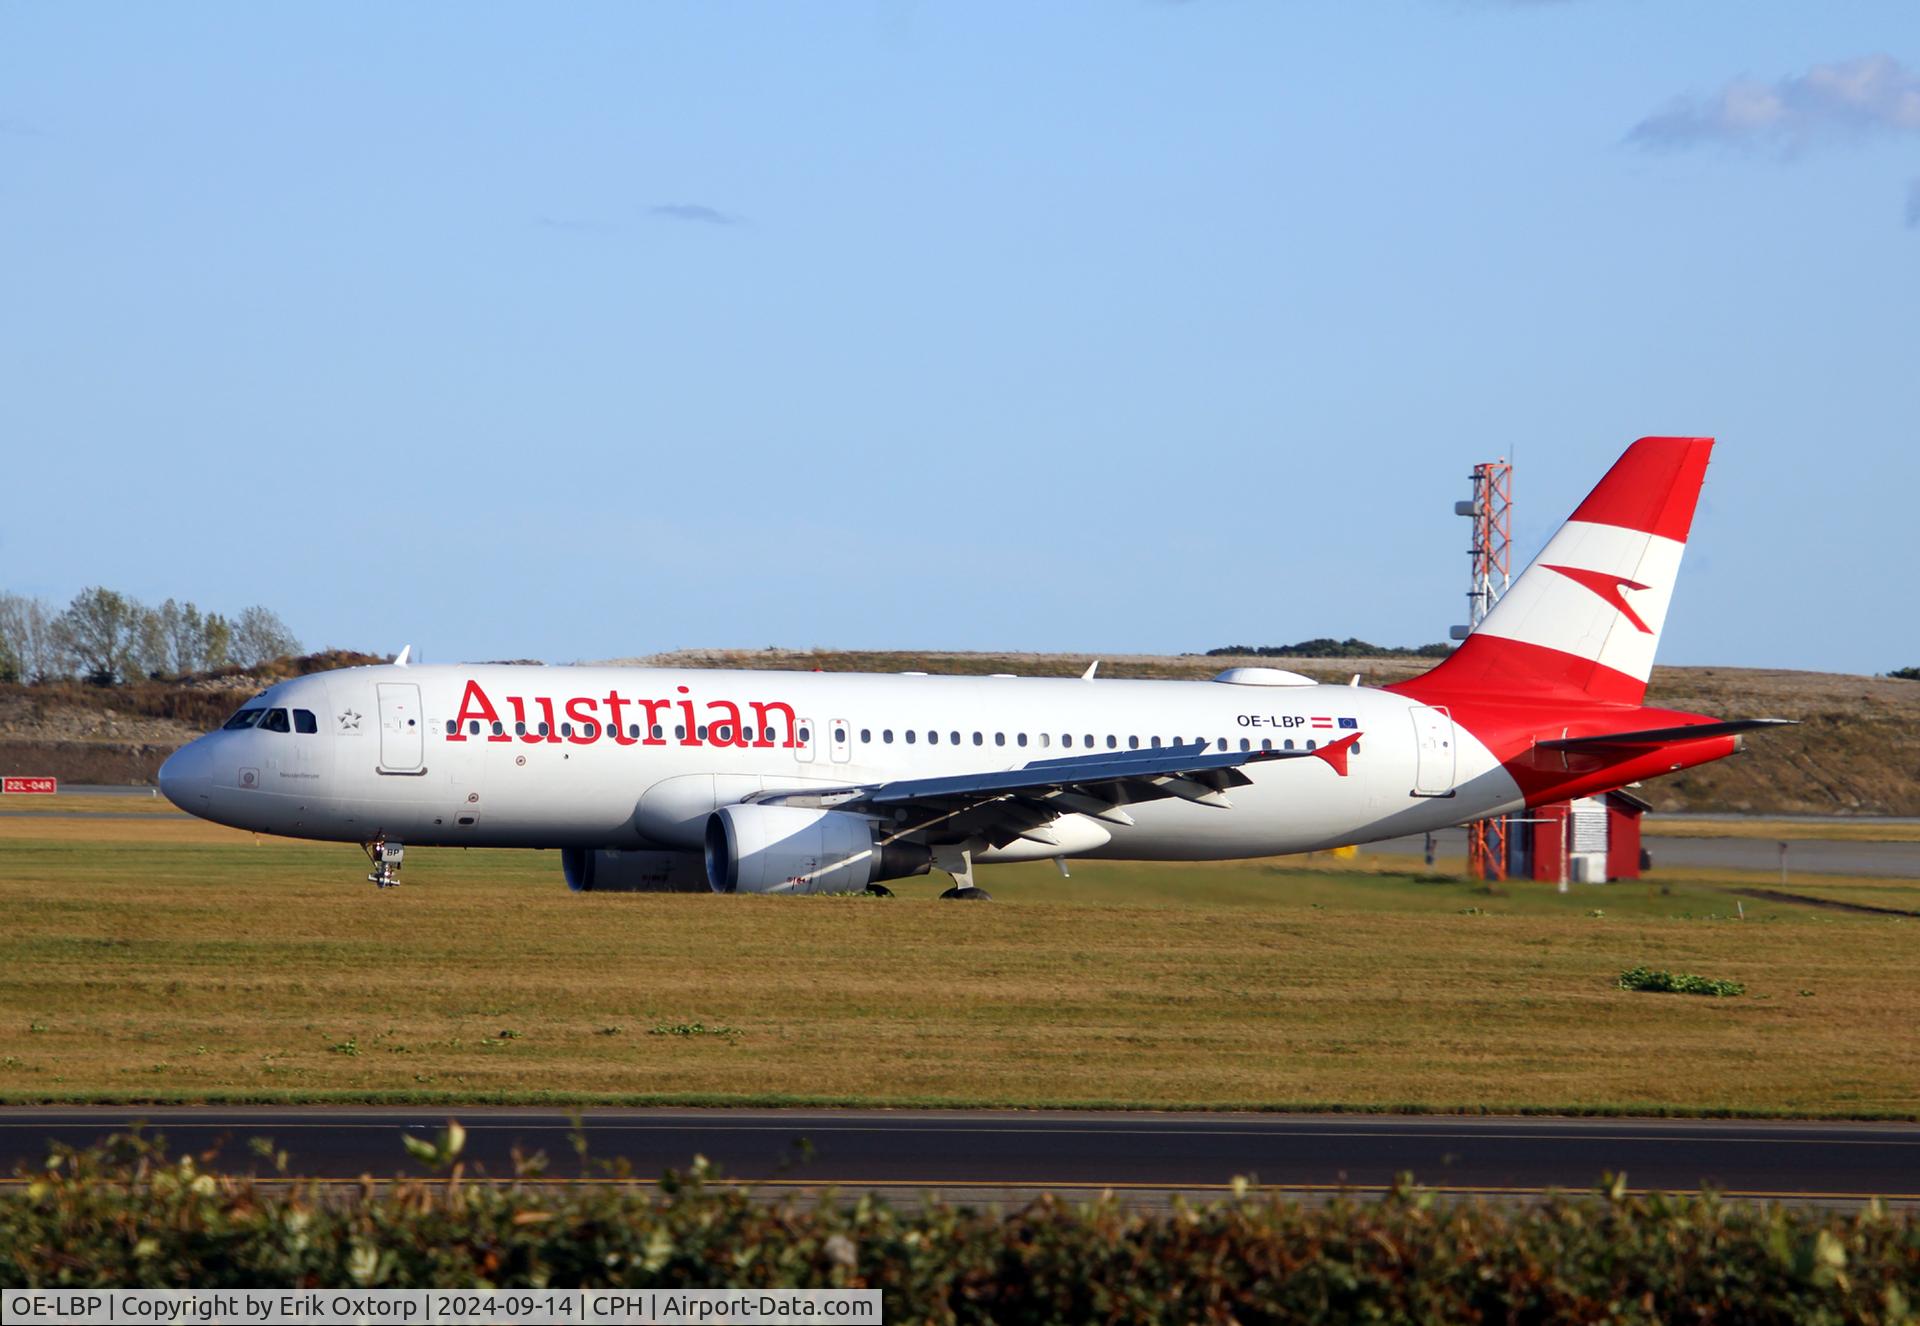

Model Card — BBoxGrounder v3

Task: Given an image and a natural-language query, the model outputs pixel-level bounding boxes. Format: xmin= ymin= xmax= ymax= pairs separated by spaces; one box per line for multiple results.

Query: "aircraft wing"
xmin=753 ymin=734 xmax=1360 ymax=851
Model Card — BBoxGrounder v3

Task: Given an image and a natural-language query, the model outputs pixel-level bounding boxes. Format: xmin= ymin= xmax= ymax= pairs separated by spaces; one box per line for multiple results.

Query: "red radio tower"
xmin=1454 ymin=459 xmax=1512 ymax=883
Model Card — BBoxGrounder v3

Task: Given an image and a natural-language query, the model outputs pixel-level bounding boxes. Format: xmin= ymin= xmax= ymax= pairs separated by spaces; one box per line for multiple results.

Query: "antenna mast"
xmin=1455 ymin=458 xmax=1513 ymax=882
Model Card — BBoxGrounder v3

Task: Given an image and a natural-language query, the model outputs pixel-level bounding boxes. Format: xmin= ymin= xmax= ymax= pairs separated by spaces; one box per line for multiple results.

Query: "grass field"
xmin=0 ymin=813 xmax=1915 ymax=1117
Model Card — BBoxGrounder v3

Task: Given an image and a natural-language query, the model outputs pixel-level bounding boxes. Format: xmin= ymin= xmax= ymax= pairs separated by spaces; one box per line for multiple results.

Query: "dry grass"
xmin=0 ymin=815 xmax=1915 ymax=1117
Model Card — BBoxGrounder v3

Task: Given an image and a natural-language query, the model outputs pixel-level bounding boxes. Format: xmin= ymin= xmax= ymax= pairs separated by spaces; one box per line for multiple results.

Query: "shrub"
xmin=1619 ymin=965 xmax=1747 ymax=997
xmin=4 ymin=1132 xmax=1919 ymax=1318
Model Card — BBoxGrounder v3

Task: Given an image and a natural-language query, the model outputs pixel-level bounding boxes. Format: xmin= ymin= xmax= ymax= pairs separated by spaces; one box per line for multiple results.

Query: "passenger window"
xmin=444 ymin=719 xmax=457 ymax=735
xmin=1261 ymin=738 xmax=1272 ymax=751
xmin=491 ymin=721 xmax=504 ymax=737
xmin=1063 ymin=734 xmax=1073 ymax=748
xmin=1307 ymin=739 xmax=1317 ymax=751
xmin=883 ymin=729 xmax=894 ymax=743
xmin=1217 ymin=738 xmax=1227 ymax=751
xmin=861 ymin=729 xmax=871 ymax=743
xmin=469 ymin=720 xmax=482 ymax=735
xmin=629 ymin=724 xmax=640 ymax=739
xmin=995 ymin=733 xmax=1005 ymax=747
xmin=1240 ymin=738 xmax=1251 ymax=752
xmin=1106 ymin=735 xmax=1117 ymax=749
xmin=259 ymin=708 xmax=291 ymax=733
xmin=713 ymin=724 xmax=728 ymax=742
xmin=1351 ymin=742 xmax=1361 ymax=755
xmin=905 ymin=730 xmax=916 ymax=744
xmin=834 ymin=727 xmax=847 ymax=743
xmin=223 ymin=708 xmax=265 ymax=731
xmin=561 ymin=723 xmax=573 ymax=737
xmin=654 ymin=725 xmax=665 ymax=741
xmin=294 ymin=709 xmax=318 ymax=734
xmin=538 ymin=722 xmax=550 ymax=737
xmin=675 ymin=725 xmax=685 ymax=739
xmin=1085 ymin=734 xmax=1094 ymax=748
xmin=515 ymin=722 xmax=527 ymax=737
xmin=584 ymin=722 xmax=598 ymax=738
xmin=973 ymin=732 xmax=983 ymax=746
xmin=928 ymin=731 xmax=939 ymax=745
xmin=1151 ymin=736 xmax=1162 ymax=748
xmin=950 ymin=732 xmax=960 ymax=745
xmin=1016 ymin=733 xmax=1027 ymax=747
xmin=797 ymin=727 xmax=810 ymax=743
xmin=1039 ymin=734 xmax=1050 ymax=748
xmin=1128 ymin=736 xmax=1139 ymax=749
xmin=1285 ymin=739 xmax=1295 ymax=750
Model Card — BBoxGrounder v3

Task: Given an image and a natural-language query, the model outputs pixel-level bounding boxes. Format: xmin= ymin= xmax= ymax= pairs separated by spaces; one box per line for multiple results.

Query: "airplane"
xmin=157 ymin=436 xmax=1788 ymax=898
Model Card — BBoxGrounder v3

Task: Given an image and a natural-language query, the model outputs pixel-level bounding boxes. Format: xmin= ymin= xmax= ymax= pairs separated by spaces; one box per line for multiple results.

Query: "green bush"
xmin=4 ymin=1133 xmax=1918 ymax=1321
xmin=1619 ymin=965 xmax=1747 ymax=997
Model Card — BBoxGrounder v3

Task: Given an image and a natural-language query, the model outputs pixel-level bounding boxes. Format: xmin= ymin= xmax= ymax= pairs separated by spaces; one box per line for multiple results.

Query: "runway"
xmin=1373 ymin=826 xmax=1920 ymax=880
xmin=2 ymin=1108 xmax=1915 ymax=1205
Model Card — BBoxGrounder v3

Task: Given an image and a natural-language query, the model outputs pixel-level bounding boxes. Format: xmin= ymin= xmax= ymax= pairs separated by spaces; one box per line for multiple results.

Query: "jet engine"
xmin=704 ymin=804 xmax=930 ymax=895
xmin=561 ymin=847 xmax=709 ymax=893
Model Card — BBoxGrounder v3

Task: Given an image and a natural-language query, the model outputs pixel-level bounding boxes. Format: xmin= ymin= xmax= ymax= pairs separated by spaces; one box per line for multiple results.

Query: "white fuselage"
xmin=158 ymin=663 xmax=1522 ymax=861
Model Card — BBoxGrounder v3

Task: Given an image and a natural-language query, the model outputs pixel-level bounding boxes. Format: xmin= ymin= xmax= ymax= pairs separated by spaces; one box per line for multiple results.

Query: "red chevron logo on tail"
xmin=1542 ymin=564 xmax=1654 ymax=634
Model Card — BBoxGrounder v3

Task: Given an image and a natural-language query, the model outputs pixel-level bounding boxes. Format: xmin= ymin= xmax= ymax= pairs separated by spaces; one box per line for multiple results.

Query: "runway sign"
xmin=2 ymin=776 xmax=56 ymax=795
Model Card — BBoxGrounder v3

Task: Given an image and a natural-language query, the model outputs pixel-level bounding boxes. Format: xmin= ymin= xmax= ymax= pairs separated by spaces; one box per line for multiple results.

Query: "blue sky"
xmin=3 ymin=2 xmax=1915 ymax=673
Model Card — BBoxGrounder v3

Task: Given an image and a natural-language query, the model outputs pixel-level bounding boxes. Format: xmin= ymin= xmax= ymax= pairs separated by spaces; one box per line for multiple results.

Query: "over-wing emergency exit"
xmin=158 ymin=437 xmax=1789 ymax=898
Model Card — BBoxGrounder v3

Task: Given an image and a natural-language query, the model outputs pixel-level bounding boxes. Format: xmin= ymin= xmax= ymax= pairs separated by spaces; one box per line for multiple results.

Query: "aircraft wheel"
xmin=865 ymin=884 xmax=895 ymax=897
xmin=938 ymin=886 xmax=992 ymax=901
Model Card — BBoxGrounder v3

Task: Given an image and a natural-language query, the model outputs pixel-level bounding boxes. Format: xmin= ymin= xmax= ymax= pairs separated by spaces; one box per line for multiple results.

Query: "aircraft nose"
xmin=157 ymin=741 xmax=212 ymax=812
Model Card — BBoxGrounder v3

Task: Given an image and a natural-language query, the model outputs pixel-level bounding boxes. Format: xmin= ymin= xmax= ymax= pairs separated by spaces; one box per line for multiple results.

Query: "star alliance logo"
xmin=337 ymin=709 xmax=363 ymax=732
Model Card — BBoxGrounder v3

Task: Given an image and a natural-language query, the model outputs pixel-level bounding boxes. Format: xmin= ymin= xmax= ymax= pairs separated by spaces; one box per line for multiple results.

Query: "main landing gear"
xmin=363 ymin=836 xmax=405 ymax=888
xmin=933 ymin=846 xmax=993 ymax=902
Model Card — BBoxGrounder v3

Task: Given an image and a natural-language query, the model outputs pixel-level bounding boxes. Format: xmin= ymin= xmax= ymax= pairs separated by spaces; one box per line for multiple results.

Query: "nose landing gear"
xmin=363 ymin=836 xmax=405 ymax=888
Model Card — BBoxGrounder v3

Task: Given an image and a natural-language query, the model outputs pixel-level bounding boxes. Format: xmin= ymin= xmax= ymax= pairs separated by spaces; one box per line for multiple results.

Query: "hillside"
xmin=625 ymin=649 xmax=1920 ymax=817
xmin=1 ymin=649 xmax=1915 ymax=816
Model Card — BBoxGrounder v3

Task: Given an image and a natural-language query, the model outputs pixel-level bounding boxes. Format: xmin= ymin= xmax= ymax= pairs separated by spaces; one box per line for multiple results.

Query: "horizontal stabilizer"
xmin=1538 ymin=718 xmax=1796 ymax=750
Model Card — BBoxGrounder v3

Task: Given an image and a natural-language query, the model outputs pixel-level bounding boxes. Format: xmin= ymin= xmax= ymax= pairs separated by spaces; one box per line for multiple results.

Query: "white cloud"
xmin=1631 ymin=54 xmax=1920 ymax=154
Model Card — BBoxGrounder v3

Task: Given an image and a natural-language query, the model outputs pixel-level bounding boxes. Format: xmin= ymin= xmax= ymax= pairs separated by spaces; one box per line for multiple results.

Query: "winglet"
xmin=1312 ymin=731 xmax=1362 ymax=777
xmin=393 ymin=645 xmax=412 ymax=667
xmin=1081 ymin=660 xmax=1100 ymax=681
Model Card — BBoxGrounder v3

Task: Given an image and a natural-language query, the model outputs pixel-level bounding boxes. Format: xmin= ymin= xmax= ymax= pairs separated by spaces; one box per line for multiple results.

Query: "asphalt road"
xmin=1374 ymin=827 xmax=1920 ymax=880
xmin=2 ymin=1109 xmax=1914 ymax=1204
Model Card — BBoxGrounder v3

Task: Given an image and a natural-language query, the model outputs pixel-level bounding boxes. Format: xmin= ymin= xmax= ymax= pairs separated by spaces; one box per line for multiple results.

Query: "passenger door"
xmin=377 ymin=683 xmax=425 ymax=772
xmin=1409 ymin=705 xmax=1455 ymax=796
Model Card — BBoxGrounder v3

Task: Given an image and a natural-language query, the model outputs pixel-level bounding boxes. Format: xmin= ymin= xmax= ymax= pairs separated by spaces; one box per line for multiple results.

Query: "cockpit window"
xmin=294 ymin=709 xmax=318 ymax=734
xmin=222 ymin=708 xmax=265 ymax=730
xmin=258 ymin=708 xmax=292 ymax=733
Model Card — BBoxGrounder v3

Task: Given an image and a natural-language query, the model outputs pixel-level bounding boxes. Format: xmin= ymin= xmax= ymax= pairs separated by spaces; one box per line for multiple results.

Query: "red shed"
xmin=1504 ymin=788 xmax=1650 ymax=883
xmin=1605 ymin=787 xmax=1650 ymax=881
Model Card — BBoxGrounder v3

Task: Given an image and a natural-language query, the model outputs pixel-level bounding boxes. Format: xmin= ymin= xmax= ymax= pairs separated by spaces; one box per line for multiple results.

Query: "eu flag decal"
xmin=1337 ymin=717 xmax=1359 ymax=730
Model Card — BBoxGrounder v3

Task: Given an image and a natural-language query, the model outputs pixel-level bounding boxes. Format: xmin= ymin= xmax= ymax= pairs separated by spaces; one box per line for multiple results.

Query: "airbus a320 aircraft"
xmin=158 ymin=437 xmax=1786 ymax=898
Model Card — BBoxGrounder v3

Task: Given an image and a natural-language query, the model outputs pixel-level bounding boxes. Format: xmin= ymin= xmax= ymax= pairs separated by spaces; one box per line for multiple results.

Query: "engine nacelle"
xmin=704 ymin=804 xmax=930 ymax=895
xmin=562 ymin=847 xmax=708 ymax=893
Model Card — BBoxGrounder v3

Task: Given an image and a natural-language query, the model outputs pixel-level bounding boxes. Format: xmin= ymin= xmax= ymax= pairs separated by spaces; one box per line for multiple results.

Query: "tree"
xmin=156 ymin=599 xmax=210 ymax=675
xmin=231 ymin=605 xmax=301 ymax=668
xmin=130 ymin=604 xmax=171 ymax=679
xmin=0 ymin=593 xmax=58 ymax=682
xmin=52 ymin=587 xmax=138 ymax=685
xmin=201 ymin=612 xmax=233 ymax=671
